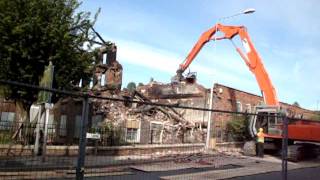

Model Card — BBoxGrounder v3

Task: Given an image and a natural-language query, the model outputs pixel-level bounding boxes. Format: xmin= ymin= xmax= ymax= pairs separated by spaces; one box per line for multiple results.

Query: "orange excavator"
xmin=172 ymin=23 xmax=320 ymax=160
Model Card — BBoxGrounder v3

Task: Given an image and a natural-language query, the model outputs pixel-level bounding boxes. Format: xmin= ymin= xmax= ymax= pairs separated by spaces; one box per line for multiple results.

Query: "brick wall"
xmin=211 ymin=83 xmax=317 ymax=142
xmin=53 ymin=97 xmax=93 ymax=144
xmin=0 ymin=144 xmax=205 ymax=157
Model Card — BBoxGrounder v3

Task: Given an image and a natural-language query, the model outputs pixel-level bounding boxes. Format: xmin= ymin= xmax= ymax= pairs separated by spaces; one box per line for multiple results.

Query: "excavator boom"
xmin=176 ymin=23 xmax=279 ymax=106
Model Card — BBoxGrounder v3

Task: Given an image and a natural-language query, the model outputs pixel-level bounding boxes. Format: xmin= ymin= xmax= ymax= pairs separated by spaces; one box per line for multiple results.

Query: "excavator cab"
xmin=249 ymin=105 xmax=282 ymax=137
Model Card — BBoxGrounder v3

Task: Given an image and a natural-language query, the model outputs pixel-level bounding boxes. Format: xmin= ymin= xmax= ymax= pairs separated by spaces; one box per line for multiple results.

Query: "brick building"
xmin=211 ymin=83 xmax=317 ymax=142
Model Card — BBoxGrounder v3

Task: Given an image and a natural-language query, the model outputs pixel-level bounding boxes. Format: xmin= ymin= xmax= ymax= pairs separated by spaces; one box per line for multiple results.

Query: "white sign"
xmin=86 ymin=133 xmax=101 ymax=139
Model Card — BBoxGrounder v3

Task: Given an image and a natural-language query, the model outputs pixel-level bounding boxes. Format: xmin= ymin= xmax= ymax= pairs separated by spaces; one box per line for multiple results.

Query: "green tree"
xmin=293 ymin=101 xmax=300 ymax=107
xmin=0 ymin=0 xmax=99 ymax=141
xmin=138 ymin=82 xmax=144 ymax=87
xmin=126 ymin=82 xmax=136 ymax=92
xmin=226 ymin=115 xmax=251 ymax=141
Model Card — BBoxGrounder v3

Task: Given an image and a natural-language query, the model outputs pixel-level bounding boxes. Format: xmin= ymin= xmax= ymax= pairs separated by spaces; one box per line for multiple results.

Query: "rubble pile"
xmin=92 ymin=98 xmax=128 ymax=127
xmin=91 ymin=80 xmax=209 ymax=144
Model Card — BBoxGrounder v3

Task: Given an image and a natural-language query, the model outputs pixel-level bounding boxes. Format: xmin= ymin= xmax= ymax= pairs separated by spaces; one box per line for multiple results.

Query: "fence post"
xmin=76 ymin=95 xmax=89 ymax=180
xmin=205 ymin=85 xmax=214 ymax=149
xmin=281 ymin=113 xmax=288 ymax=180
xmin=34 ymin=105 xmax=43 ymax=156
xmin=42 ymin=103 xmax=53 ymax=162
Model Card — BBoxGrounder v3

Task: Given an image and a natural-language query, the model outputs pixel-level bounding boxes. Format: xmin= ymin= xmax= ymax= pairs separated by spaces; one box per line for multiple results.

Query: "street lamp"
xmin=218 ymin=8 xmax=255 ymax=22
xmin=243 ymin=8 xmax=256 ymax=14
xmin=205 ymin=8 xmax=256 ymax=150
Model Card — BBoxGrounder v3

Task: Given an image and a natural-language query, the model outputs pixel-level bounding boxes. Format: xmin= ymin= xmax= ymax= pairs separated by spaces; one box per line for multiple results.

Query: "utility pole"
xmin=205 ymin=86 xmax=214 ymax=149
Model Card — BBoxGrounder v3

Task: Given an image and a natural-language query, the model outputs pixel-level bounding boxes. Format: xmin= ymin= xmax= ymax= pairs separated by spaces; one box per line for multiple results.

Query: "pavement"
xmin=0 ymin=153 xmax=319 ymax=179
xmin=228 ymin=166 xmax=320 ymax=180
xmin=94 ymin=155 xmax=320 ymax=180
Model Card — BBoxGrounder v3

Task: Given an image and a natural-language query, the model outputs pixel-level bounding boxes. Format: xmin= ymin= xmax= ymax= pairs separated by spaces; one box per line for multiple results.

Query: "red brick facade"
xmin=211 ymin=83 xmax=316 ymax=142
xmin=212 ymin=83 xmax=315 ymax=117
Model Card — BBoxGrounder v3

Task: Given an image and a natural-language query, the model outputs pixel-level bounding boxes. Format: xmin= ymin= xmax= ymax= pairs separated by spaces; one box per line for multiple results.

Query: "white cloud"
xmin=115 ymin=38 xmax=259 ymax=93
xmin=117 ymin=40 xmax=180 ymax=73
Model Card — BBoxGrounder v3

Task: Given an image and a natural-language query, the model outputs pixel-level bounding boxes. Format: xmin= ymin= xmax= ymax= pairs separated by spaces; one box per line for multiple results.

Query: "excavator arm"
xmin=175 ymin=23 xmax=279 ymax=106
xmin=174 ymin=23 xmax=320 ymax=157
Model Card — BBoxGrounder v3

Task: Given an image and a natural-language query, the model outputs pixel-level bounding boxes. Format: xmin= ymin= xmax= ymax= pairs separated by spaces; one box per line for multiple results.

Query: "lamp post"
xmin=205 ymin=8 xmax=255 ymax=150
xmin=218 ymin=8 xmax=255 ymax=22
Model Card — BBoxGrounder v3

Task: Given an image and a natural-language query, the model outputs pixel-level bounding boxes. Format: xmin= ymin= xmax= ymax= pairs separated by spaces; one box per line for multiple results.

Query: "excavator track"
xmin=287 ymin=143 xmax=319 ymax=162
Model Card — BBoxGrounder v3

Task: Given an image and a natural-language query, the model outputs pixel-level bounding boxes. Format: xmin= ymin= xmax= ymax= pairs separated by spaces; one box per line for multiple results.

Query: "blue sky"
xmin=80 ymin=0 xmax=320 ymax=110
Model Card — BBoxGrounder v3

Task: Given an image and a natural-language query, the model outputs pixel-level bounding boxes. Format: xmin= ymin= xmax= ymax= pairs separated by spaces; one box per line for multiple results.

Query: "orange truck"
xmin=172 ymin=23 xmax=320 ymax=160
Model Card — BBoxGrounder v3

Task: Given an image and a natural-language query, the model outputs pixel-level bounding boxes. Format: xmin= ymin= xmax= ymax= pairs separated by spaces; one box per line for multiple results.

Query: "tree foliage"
xmin=126 ymin=82 xmax=136 ymax=92
xmin=0 ymin=0 xmax=98 ymax=109
xmin=226 ymin=115 xmax=251 ymax=141
xmin=293 ymin=101 xmax=300 ymax=107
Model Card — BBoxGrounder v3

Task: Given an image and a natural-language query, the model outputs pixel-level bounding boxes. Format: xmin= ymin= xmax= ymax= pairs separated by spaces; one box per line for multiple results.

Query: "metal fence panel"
xmin=1 ymin=80 xmax=317 ymax=179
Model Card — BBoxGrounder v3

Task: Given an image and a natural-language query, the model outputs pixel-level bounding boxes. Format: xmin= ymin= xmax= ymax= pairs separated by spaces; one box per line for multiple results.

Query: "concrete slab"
xmin=131 ymin=155 xmax=255 ymax=172
xmin=160 ymin=156 xmax=320 ymax=180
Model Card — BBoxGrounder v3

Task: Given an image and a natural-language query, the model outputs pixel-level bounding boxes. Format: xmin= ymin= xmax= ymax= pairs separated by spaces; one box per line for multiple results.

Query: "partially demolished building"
xmin=50 ymin=41 xmax=211 ymax=145
xmin=0 ymin=42 xmax=318 ymax=146
xmin=132 ymin=81 xmax=210 ymax=144
xmin=52 ymin=77 xmax=317 ymax=145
